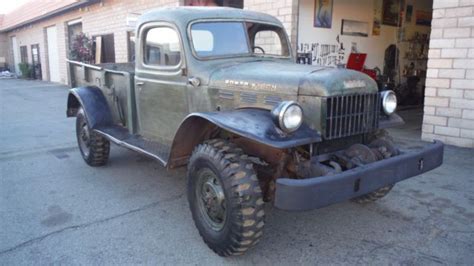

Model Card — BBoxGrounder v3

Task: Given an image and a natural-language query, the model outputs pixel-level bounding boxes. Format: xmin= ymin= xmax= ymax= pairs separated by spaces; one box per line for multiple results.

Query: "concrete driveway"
xmin=1 ymin=79 xmax=473 ymax=265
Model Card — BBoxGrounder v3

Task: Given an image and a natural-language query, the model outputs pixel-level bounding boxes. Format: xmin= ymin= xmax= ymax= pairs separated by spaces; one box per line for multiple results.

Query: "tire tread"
xmin=76 ymin=108 xmax=110 ymax=167
xmin=188 ymin=139 xmax=265 ymax=257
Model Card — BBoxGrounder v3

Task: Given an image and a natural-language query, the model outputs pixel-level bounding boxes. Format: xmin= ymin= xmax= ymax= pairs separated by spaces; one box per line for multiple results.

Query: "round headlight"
xmin=272 ymin=101 xmax=303 ymax=133
xmin=381 ymin=90 xmax=397 ymax=115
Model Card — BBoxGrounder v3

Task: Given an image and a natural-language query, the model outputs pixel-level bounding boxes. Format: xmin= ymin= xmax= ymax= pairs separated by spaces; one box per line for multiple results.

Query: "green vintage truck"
xmin=66 ymin=7 xmax=444 ymax=256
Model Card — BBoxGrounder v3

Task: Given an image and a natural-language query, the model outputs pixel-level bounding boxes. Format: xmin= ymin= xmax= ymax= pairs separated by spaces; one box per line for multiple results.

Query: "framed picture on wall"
xmin=382 ymin=0 xmax=399 ymax=26
xmin=416 ymin=10 xmax=432 ymax=26
xmin=341 ymin=19 xmax=369 ymax=37
xmin=373 ymin=0 xmax=382 ymax=36
xmin=314 ymin=0 xmax=333 ymax=28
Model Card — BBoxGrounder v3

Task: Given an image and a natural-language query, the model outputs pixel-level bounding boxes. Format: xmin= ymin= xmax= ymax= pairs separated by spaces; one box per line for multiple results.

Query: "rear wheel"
xmin=76 ymin=107 xmax=110 ymax=166
xmin=187 ymin=139 xmax=265 ymax=256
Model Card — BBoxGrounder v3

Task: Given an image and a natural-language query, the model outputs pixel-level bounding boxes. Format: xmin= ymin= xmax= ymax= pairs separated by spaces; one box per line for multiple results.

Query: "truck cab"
xmin=66 ymin=7 xmax=443 ymax=257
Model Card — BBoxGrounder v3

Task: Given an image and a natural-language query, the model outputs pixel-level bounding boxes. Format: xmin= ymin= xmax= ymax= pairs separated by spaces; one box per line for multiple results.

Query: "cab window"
xmin=144 ymin=27 xmax=181 ymax=66
xmin=247 ymin=22 xmax=290 ymax=57
xmin=253 ymin=30 xmax=283 ymax=56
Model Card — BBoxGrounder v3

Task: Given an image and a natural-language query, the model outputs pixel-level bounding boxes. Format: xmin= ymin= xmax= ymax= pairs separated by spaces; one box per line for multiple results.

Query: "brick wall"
xmin=422 ymin=0 xmax=474 ymax=148
xmin=7 ymin=24 xmax=48 ymax=78
xmin=245 ymin=0 xmax=299 ymax=56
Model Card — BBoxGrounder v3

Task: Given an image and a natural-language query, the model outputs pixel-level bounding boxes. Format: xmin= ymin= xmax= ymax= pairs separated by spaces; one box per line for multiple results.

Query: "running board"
xmin=94 ymin=125 xmax=170 ymax=166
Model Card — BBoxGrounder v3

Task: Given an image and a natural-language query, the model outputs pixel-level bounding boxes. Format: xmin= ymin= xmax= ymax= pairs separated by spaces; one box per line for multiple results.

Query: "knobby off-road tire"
xmin=352 ymin=136 xmax=399 ymax=204
xmin=352 ymin=185 xmax=394 ymax=204
xmin=187 ymin=139 xmax=265 ymax=256
xmin=76 ymin=107 xmax=110 ymax=166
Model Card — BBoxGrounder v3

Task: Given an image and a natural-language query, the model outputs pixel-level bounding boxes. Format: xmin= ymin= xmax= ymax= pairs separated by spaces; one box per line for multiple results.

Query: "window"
xmin=20 ymin=46 xmax=28 ymax=63
xmin=144 ymin=27 xmax=181 ymax=66
xmin=247 ymin=23 xmax=289 ymax=57
xmin=183 ymin=0 xmax=243 ymax=8
xmin=67 ymin=21 xmax=83 ymax=53
xmin=254 ymin=31 xmax=283 ymax=56
xmin=223 ymin=0 xmax=244 ymax=8
xmin=191 ymin=22 xmax=249 ymax=58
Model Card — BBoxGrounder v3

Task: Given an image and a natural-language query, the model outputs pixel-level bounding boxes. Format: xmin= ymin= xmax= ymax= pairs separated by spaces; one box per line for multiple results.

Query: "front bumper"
xmin=274 ymin=141 xmax=444 ymax=211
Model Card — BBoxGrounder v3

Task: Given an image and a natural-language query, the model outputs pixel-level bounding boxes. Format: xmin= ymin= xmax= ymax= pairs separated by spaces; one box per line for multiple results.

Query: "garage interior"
xmin=297 ymin=0 xmax=434 ymax=139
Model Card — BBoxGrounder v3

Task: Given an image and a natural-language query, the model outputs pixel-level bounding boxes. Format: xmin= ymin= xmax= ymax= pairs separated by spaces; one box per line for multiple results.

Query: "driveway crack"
xmin=0 ymin=193 xmax=183 ymax=256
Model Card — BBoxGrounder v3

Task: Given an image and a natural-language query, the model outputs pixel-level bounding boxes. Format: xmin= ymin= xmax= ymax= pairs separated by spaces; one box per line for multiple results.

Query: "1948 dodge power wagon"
xmin=66 ymin=7 xmax=444 ymax=256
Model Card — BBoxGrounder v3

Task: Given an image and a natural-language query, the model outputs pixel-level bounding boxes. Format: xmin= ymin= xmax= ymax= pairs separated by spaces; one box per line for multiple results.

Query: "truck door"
xmin=135 ymin=24 xmax=189 ymax=145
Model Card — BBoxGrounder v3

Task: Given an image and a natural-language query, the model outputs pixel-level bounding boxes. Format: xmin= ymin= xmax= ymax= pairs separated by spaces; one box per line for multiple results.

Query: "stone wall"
xmin=422 ymin=0 xmax=474 ymax=148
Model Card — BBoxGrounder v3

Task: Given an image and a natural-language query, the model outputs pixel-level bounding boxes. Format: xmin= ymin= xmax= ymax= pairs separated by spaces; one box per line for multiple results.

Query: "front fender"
xmin=66 ymin=86 xmax=113 ymax=129
xmin=168 ymin=109 xmax=321 ymax=167
xmin=190 ymin=109 xmax=321 ymax=148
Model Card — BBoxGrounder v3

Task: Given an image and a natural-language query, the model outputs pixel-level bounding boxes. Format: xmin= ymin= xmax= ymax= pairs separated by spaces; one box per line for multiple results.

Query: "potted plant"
xmin=69 ymin=33 xmax=94 ymax=63
xmin=18 ymin=62 xmax=32 ymax=79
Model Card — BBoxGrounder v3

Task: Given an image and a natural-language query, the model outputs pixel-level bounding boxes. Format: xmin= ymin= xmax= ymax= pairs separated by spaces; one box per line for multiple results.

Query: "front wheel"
xmin=187 ymin=139 xmax=265 ymax=256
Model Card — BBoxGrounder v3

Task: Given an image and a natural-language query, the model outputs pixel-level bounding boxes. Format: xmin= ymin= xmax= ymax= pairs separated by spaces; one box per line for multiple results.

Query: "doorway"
xmin=46 ymin=26 xmax=60 ymax=82
xmin=31 ymin=44 xmax=42 ymax=80
xmin=183 ymin=0 xmax=243 ymax=8
xmin=67 ymin=19 xmax=83 ymax=56
xmin=296 ymin=0 xmax=434 ymax=140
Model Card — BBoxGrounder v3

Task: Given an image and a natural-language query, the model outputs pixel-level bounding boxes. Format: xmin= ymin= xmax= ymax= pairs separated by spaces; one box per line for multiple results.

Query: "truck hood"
xmin=208 ymin=60 xmax=378 ymax=97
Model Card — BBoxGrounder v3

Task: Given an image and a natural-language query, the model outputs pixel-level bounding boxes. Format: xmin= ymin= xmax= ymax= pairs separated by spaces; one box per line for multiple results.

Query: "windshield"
xmin=190 ymin=21 xmax=290 ymax=59
xmin=191 ymin=22 xmax=249 ymax=57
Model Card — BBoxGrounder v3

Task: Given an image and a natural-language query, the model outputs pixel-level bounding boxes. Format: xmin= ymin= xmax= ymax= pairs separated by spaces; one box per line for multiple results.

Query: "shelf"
xmin=403 ymin=57 xmax=428 ymax=61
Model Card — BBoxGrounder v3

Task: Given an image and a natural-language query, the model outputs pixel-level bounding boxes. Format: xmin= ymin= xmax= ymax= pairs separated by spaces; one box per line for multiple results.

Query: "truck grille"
xmin=325 ymin=93 xmax=380 ymax=139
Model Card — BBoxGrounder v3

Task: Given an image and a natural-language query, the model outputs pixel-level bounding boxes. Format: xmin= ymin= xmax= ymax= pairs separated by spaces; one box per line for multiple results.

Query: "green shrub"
xmin=18 ymin=63 xmax=32 ymax=79
xmin=69 ymin=33 xmax=94 ymax=63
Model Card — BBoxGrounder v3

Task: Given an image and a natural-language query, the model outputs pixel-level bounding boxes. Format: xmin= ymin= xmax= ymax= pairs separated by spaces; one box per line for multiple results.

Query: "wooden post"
xmin=95 ymin=36 xmax=102 ymax=64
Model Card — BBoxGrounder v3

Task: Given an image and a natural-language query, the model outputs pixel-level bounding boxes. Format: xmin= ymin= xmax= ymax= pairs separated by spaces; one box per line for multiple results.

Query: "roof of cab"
xmin=137 ymin=7 xmax=283 ymax=28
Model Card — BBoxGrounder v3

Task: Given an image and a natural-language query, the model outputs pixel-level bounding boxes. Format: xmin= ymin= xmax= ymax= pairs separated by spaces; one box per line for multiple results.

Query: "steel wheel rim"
xmin=78 ymin=121 xmax=91 ymax=158
xmin=196 ymin=168 xmax=226 ymax=231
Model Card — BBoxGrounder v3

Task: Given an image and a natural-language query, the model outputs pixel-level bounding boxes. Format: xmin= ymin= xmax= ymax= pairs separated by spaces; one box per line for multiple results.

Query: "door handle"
xmin=188 ymin=77 xmax=201 ymax=88
xmin=136 ymin=81 xmax=144 ymax=86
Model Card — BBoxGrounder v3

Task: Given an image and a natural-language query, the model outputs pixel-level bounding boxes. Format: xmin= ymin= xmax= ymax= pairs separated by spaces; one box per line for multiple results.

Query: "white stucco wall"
xmin=297 ymin=0 xmax=433 ymax=70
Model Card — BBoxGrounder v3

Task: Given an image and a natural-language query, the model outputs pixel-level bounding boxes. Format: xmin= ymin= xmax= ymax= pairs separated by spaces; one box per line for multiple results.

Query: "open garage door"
xmin=11 ymin=36 xmax=21 ymax=75
xmin=296 ymin=0 xmax=434 ymax=143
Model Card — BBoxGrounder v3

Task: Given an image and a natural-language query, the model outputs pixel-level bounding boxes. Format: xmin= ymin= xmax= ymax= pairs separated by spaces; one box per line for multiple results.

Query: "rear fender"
xmin=66 ymin=86 xmax=113 ymax=129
